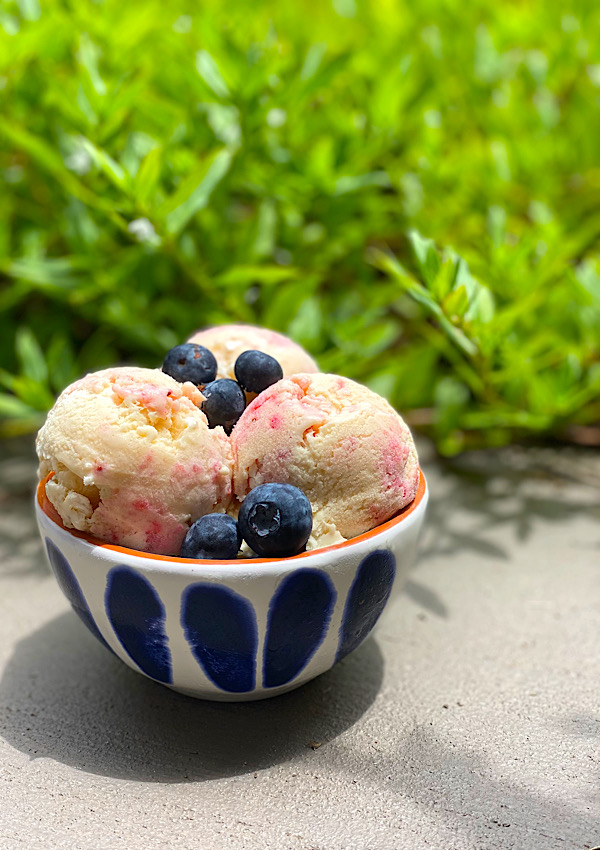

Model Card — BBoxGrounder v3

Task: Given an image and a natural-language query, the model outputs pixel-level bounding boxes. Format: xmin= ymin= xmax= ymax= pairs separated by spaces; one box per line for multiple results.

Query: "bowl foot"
xmin=165 ymin=678 xmax=312 ymax=702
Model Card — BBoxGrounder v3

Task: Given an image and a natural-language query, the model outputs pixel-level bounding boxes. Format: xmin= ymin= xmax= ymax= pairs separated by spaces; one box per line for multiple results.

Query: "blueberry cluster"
xmin=163 ymin=341 xmax=310 ymax=559
xmin=162 ymin=343 xmax=283 ymax=435
xmin=180 ymin=483 xmax=313 ymax=560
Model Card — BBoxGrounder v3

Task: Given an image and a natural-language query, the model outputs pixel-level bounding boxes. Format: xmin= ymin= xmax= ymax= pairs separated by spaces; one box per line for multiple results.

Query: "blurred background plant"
xmin=1 ymin=0 xmax=599 ymax=453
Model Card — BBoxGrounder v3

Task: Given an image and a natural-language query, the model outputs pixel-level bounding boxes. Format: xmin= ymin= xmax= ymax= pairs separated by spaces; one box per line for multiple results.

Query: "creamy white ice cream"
xmin=188 ymin=324 xmax=318 ymax=380
xmin=36 ymin=367 xmax=233 ymax=555
xmin=231 ymin=373 xmax=419 ymax=545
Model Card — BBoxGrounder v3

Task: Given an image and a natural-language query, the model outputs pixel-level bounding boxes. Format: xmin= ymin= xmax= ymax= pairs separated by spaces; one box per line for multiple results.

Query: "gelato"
xmin=36 ymin=328 xmax=420 ymax=559
xmin=231 ymin=373 xmax=419 ymax=547
xmin=36 ymin=367 xmax=233 ymax=556
xmin=188 ymin=324 xmax=318 ymax=380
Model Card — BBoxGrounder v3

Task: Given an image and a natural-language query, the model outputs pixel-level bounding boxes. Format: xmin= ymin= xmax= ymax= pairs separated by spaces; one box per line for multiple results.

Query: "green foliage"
xmin=0 ymin=0 xmax=599 ymax=451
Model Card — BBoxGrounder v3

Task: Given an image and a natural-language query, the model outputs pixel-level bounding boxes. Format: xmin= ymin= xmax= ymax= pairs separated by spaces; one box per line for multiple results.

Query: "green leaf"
xmin=333 ymin=171 xmax=391 ymax=196
xmin=358 ymin=319 xmax=400 ymax=358
xmin=0 ymin=393 xmax=40 ymax=419
xmin=201 ymin=103 xmax=241 ymax=147
xmin=465 ymin=285 xmax=495 ymax=324
xmin=195 ymin=50 xmax=230 ymax=98
xmin=370 ymin=248 xmax=478 ymax=357
xmin=0 ymin=120 xmax=102 ymax=207
xmin=452 ymin=256 xmax=495 ymax=323
xmin=263 ymin=277 xmax=320 ymax=329
xmin=15 ymin=328 xmax=48 ymax=384
xmin=252 ymin=200 xmax=277 ymax=258
xmin=487 ymin=205 xmax=507 ymax=246
xmin=0 ymin=369 xmax=16 ymax=392
xmin=443 ymin=285 xmax=469 ymax=318
xmin=77 ymin=34 xmax=107 ymax=96
xmin=365 ymin=371 xmax=397 ymax=401
xmin=12 ymin=376 xmax=54 ymax=410
xmin=434 ymin=376 xmax=470 ymax=431
xmin=287 ymin=296 xmax=323 ymax=349
xmin=122 ymin=131 xmax=159 ymax=178
xmin=408 ymin=230 xmax=441 ymax=287
xmin=3 ymin=257 xmax=85 ymax=291
xmin=80 ymin=137 xmax=129 ymax=191
xmin=46 ymin=334 xmax=78 ymax=394
xmin=162 ymin=148 xmax=233 ymax=235
xmin=430 ymin=257 xmax=457 ymax=302
xmin=134 ymin=146 xmax=163 ymax=205
xmin=18 ymin=0 xmax=41 ymax=21
xmin=214 ymin=265 xmax=300 ymax=287
xmin=76 ymin=85 xmax=98 ymax=126
xmin=392 ymin=344 xmax=439 ymax=409
xmin=300 ymin=43 xmax=327 ymax=81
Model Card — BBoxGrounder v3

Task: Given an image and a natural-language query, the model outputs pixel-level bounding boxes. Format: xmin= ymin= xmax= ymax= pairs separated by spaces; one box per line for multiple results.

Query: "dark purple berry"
xmin=180 ymin=514 xmax=241 ymax=560
xmin=162 ymin=343 xmax=217 ymax=386
xmin=202 ymin=379 xmax=246 ymax=434
xmin=238 ymin=483 xmax=313 ymax=558
xmin=234 ymin=350 xmax=284 ymax=394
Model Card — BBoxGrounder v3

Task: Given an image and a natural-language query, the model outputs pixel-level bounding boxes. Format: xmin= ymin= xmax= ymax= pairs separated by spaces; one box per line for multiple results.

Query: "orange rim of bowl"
xmin=37 ymin=469 xmax=426 ymax=565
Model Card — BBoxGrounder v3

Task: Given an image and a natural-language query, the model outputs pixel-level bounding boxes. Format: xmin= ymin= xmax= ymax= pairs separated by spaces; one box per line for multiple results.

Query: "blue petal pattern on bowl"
xmin=336 ymin=549 xmax=396 ymax=662
xmin=45 ymin=538 xmax=111 ymax=651
xmin=263 ymin=568 xmax=337 ymax=688
xmin=181 ymin=584 xmax=258 ymax=693
xmin=105 ymin=566 xmax=172 ymax=684
xmin=38 ymin=469 xmax=427 ymax=700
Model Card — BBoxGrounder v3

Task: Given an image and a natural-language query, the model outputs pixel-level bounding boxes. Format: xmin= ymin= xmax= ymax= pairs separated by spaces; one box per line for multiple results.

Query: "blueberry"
xmin=180 ymin=514 xmax=241 ymax=560
xmin=202 ymin=379 xmax=246 ymax=434
xmin=234 ymin=350 xmax=284 ymax=394
xmin=238 ymin=483 xmax=313 ymax=558
xmin=162 ymin=343 xmax=217 ymax=386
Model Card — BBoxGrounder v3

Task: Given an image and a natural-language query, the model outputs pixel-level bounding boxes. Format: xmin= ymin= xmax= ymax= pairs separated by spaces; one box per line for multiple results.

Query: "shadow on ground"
xmin=399 ymin=442 xmax=600 ymax=621
xmin=417 ymin=442 xmax=600 ymax=564
xmin=380 ymin=726 xmax=600 ymax=849
xmin=0 ymin=611 xmax=383 ymax=783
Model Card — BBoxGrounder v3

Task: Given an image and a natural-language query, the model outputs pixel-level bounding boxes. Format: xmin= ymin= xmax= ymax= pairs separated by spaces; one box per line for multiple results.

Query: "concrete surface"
xmin=0 ymin=436 xmax=599 ymax=850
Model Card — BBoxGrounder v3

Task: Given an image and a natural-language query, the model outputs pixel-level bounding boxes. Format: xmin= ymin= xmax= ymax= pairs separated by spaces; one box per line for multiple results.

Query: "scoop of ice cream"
xmin=187 ymin=324 xmax=318 ymax=380
xmin=36 ymin=367 xmax=233 ymax=556
xmin=231 ymin=373 xmax=419 ymax=545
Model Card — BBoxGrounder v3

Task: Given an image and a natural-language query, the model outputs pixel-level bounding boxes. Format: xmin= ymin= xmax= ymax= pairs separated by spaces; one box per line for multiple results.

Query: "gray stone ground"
xmin=0 ymin=436 xmax=598 ymax=850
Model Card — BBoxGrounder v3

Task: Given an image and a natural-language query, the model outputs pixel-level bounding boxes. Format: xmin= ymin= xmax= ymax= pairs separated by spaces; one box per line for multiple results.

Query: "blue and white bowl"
xmin=35 ymin=473 xmax=428 ymax=701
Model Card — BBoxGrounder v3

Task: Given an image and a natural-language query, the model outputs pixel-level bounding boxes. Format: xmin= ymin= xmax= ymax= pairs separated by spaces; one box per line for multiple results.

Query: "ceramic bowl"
xmin=35 ymin=472 xmax=428 ymax=701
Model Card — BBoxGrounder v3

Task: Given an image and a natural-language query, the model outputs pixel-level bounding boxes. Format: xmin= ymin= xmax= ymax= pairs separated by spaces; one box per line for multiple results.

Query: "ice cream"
xmin=230 ymin=373 xmax=419 ymax=547
xmin=36 ymin=367 xmax=233 ymax=556
xmin=188 ymin=324 xmax=318 ymax=380
xmin=36 ymin=326 xmax=420 ymax=560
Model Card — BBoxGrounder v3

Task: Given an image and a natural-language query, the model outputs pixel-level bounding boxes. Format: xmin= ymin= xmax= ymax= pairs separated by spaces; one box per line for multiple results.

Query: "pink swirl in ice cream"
xmin=231 ymin=373 xmax=419 ymax=546
xmin=188 ymin=324 xmax=318 ymax=380
xmin=36 ymin=367 xmax=233 ymax=555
